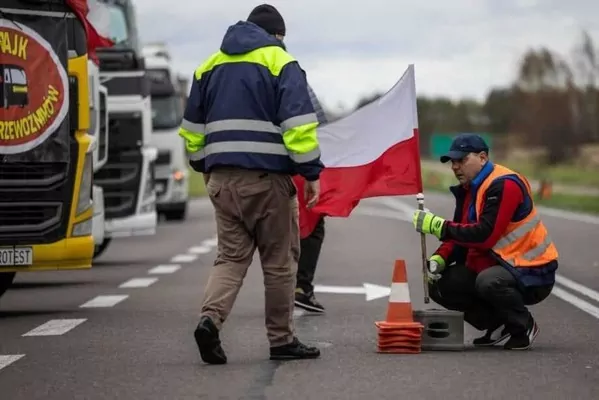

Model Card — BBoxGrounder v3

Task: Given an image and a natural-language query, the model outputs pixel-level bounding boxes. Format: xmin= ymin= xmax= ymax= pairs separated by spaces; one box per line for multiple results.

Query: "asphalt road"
xmin=1 ymin=193 xmax=598 ymax=400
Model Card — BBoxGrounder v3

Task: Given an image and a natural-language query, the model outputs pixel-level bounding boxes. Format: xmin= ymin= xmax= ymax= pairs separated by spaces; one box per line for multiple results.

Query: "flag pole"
xmin=416 ymin=193 xmax=430 ymax=304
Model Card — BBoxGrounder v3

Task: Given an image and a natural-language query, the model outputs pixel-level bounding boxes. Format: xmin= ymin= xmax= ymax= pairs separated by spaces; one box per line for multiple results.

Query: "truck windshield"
xmin=151 ymin=96 xmax=182 ymax=130
xmin=9 ymin=68 xmax=27 ymax=85
xmin=106 ymin=3 xmax=129 ymax=47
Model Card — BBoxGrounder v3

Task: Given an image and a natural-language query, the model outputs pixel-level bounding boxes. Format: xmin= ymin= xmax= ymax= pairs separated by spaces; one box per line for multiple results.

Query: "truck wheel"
xmin=93 ymin=238 xmax=112 ymax=259
xmin=0 ymin=272 xmax=16 ymax=299
xmin=164 ymin=204 xmax=187 ymax=221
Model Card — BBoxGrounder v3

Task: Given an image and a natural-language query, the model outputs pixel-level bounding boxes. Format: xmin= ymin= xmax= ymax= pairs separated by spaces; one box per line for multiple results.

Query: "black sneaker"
xmin=504 ymin=317 xmax=539 ymax=350
xmin=294 ymin=288 xmax=325 ymax=313
xmin=270 ymin=337 xmax=321 ymax=360
xmin=193 ymin=316 xmax=227 ymax=364
xmin=473 ymin=324 xmax=511 ymax=347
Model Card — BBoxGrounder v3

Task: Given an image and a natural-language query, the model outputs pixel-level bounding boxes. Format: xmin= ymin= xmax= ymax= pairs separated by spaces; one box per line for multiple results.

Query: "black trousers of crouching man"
xmin=428 ymin=264 xmax=553 ymax=334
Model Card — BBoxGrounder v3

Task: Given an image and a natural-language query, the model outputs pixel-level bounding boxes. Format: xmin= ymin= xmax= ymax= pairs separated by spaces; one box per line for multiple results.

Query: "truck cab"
xmin=87 ymin=60 xmax=109 ymax=248
xmin=143 ymin=43 xmax=189 ymax=221
xmin=0 ymin=0 xmax=96 ymax=298
xmin=93 ymin=0 xmax=158 ymax=258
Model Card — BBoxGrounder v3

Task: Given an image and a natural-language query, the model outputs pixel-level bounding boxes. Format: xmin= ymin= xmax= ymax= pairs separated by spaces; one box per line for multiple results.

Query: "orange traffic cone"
xmin=375 ymin=259 xmax=424 ymax=354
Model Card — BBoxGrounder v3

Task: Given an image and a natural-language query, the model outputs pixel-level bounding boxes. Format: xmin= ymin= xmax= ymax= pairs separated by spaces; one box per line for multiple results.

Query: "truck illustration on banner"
xmin=0 ymin=63 xmax=29 ymax=108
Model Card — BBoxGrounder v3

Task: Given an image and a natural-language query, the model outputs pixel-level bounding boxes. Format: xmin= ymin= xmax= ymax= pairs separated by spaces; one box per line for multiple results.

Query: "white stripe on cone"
xmin=389 ymin=282 xmax=411 ymax=303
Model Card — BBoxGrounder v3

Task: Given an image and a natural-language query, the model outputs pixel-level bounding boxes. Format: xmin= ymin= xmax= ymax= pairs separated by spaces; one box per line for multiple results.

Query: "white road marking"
xmin=119 ymin=277 xmax=158 ymax=288
xmin=537 ymin=206 xmax=599 ymax=225
xmin=552 ymin=286 xmax=599 ymax=320
xmin=80 ymin=295 xmax=129 ymax=308
xmin=188 ymin=246 xmax=211 ymax=255
xmin=23 ymin=319 xmax=87 ymax=336
xmin=202 ymin=237 xmax=218 ymax=247
xmin=555 ymin=275 xmax=599 ymax=303
xmin=0 ymin=355 xmax=24 ymax=371
xmin=148 ymin=264 xmax=181 ymax=274
xmin=170 ymin=254 xmax=198 ymax=263
xmin=293 ymin=308 xmax=306 ymax=318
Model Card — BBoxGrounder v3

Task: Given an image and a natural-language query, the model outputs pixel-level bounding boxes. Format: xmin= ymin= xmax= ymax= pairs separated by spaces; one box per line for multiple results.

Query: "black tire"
xmin=164 ymin=204 xmax=188 ymax=221
xmin=0 ymin=272 xmax=16 ymax=299
xmin=93 ymin=237 xmax=112 ymax=259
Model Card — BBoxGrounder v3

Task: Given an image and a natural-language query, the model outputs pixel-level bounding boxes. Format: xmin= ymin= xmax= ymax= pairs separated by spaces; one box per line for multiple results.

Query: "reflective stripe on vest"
xmin=184 ymin=116 xmax=320 ymax=164
xmin=475 ymin=164 xmax=558 ymax=268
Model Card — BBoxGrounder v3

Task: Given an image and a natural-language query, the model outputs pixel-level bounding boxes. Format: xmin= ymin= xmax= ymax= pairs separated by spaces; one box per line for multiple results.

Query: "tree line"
xmin=330 ymin=31 xmax=599 ymax=165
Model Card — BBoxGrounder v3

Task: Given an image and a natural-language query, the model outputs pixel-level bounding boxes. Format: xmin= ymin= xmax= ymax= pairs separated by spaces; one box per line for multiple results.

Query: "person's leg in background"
xmin=295 ymin=216 xmax=326 ymax=313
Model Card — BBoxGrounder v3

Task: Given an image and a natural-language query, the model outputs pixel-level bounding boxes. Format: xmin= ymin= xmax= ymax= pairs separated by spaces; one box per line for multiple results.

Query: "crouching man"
xmin=412 ymin=134 xmax=559 ymax=350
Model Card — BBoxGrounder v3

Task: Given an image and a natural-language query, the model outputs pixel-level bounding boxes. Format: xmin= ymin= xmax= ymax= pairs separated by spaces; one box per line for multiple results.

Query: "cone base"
xmin=377 ymin=346 xmax=422 ymax=354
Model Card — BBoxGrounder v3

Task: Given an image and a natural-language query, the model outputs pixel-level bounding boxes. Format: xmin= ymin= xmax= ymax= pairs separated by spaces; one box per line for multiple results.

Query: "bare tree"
xmin=512 ymin=48 xmax=579 ymax=165
xmin=571 ymin=30 xmax=599 ymax=143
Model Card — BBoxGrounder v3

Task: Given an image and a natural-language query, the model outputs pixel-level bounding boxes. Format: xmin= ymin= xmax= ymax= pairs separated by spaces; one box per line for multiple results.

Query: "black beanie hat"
xmin=247 ymin=4 xmax=286 ymax=36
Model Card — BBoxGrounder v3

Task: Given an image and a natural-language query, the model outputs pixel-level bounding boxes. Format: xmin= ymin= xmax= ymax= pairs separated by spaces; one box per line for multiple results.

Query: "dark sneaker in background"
xmin=270 ymin=337 xmax=321 ymax=360
xmin=295 ymin=288 xmax=325 ymax=313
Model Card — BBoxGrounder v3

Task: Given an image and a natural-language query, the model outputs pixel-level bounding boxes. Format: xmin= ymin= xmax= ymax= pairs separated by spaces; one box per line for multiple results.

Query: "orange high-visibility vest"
xmin=474 ymin=164 xmax=558 ymax=268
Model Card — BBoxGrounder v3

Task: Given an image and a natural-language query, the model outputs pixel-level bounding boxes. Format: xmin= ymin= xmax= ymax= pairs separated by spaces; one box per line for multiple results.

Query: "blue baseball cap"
xmin=440 ymin=133 xmax=489 ymax=163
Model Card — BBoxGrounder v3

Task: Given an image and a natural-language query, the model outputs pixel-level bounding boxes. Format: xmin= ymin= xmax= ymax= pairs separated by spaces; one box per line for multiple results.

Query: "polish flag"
xmin=67 ymin=0 xmax=114 ymax=63
xmin=295 ymin=64 xmax=423 ymax=238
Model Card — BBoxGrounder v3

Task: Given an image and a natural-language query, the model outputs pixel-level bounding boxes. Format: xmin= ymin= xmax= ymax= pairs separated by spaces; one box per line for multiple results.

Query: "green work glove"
xmin=412 ymin=210 xmax=446 ymax=239
xmin=426 ymin=254 xmax=446 ymax=283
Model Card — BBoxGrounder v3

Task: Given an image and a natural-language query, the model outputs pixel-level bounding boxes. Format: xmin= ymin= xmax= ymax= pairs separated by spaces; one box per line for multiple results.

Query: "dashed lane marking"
xmin=293 ymin=309 xmax=306 ymax=318
xmin=188 ymin=246 xmax=211 ymax=255
xmin=22 ymin=319 xmax=87 ymax=337
xmin=170 ymin=254 xmax=198 ymax=263
xmin=148 ymin=264 xmax=181 ymax=274
xmin=119 ymin=277 xmax=158 ymax=288
xmin=202 ymin=237 xmax=218 ymax=247
xmin=0 ymin=355 xmax=25 ymax=371
xmin=80 ymin=295 xmax=129 ymax=308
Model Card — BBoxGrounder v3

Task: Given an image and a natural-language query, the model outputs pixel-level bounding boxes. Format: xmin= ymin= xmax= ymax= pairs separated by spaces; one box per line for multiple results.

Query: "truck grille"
xmin=0 ymin=147 xmax=77 ymax=246
xmin=0 ymin=203 xmax=62 ymax=235
xmin=108 ymin=112 xmax=144 ymax=151
xmin=0 ymin=162 xmax=68 ymax=189
xmin=94 ymin=149 xmax=143 ymax=219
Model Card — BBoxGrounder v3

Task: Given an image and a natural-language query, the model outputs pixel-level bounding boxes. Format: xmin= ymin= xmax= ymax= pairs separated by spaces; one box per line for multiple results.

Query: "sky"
xmin=133 ymin=0 xmax=599 ymax=111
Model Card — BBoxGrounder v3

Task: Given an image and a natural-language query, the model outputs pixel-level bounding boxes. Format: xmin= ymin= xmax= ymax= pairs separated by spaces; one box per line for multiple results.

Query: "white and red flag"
xmin=67 ymin=0 xmax=114 ymax=62
xmin=295 ymin=64 xmax=424 ymax=238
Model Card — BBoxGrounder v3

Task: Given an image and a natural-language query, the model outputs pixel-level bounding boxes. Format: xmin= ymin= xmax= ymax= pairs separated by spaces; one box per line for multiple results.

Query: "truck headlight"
xmin=72 ymin=217 xmax=93 ymax=237
xmin=143 ymin=162 xmax=155 ymax=200
xmin=77 ymin=152 xmax=93 ymax=215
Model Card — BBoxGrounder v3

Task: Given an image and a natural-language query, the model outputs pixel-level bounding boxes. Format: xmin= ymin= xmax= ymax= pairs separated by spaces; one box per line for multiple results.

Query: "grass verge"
xmin=501 ymin=161 xmax=599 ymax=189
xmin=188 ymin=170 xmax=207 ymax=198
xmin=421 ymin=167 xmax=599 ymax=215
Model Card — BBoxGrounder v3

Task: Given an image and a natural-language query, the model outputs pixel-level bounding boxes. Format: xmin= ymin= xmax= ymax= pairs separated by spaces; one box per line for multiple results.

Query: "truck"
xmin=88 ymin=60 xmax=109 ymax=248
xmin=143 ymin=43 xmax=189 ymax=221
xmin=0 ymin=0 xmax=97 ymax=298
xmin=93 ymin=0 xmax=158 ymax=258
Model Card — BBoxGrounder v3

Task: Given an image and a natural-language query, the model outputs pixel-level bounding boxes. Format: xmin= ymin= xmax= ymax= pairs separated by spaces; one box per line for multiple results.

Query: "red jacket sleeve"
xmin=434 ymin=242 xmax=456 ymax=262
xmin=441 ymin=179 xmax=524 ymax=249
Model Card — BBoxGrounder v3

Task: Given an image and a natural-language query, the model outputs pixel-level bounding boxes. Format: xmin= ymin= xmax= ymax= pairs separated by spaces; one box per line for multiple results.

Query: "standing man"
xmin=412 ymin=134 xmax=558 ymax=350
xmin=179 ymin=4 xmax=323 ymax=364
xmin=294 ymin=84 xmax=328 ymax=313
